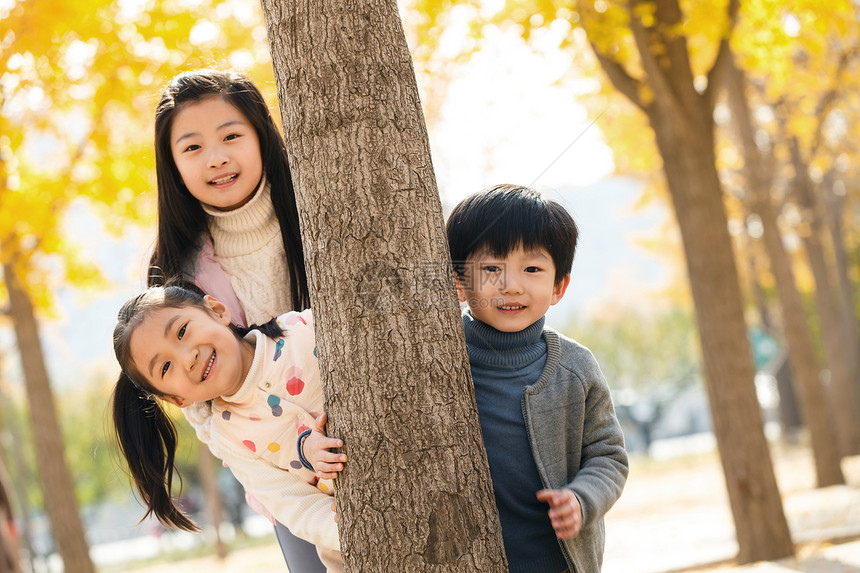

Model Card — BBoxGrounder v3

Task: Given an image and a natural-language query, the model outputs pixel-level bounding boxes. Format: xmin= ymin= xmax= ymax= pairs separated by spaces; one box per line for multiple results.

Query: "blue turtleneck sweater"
xmin=462 ymin=313 xmax=568 ymax=573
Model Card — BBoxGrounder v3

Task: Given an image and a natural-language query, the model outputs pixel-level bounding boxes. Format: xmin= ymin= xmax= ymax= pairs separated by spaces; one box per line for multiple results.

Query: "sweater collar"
xmin=462 ymin=310 xmax=546 ymax=369
xmin=203 ymin=175 xmax=280 ymax=257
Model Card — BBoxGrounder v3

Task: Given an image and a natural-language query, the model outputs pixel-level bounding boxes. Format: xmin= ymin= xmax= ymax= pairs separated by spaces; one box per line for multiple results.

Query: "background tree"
xmin=0 ymin=0 xmax=277 ymax=567
xmin=731 ymin=0 xmax=860 ymax=456
xmin=259 ymin=0 xmax=507 ymax=570
xmin=526 ymin=0 xmax=797 ymax=561
xmin=722 ymin=52 xmax=846 ymax=484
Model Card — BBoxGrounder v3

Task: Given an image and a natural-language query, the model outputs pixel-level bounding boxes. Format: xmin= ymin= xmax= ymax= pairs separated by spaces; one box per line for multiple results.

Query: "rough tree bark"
xmin=259 ymin=1 xmax=507 ymax=571
xmin=581 ymin=0 xmax=794 ymax=561
xmin=724 ymin=55 xmax=847 ymax=482
xmin=2 ymin=260 xmax=94 ymax=573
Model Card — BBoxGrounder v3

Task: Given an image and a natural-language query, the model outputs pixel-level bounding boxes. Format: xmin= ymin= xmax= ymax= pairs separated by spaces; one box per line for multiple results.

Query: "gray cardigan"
xmin=524 ymin=327 xmax=629 ymax=572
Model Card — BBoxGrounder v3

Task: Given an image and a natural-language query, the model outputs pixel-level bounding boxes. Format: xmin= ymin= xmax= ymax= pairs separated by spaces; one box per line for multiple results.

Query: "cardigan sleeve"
xmin=566 ymin=350 xmax=628 ymax=528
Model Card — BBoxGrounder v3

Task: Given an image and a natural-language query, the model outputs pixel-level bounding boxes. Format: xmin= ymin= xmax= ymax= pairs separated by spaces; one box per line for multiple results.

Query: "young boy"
xmin=446 ymin=184 xmax=628 ymax=573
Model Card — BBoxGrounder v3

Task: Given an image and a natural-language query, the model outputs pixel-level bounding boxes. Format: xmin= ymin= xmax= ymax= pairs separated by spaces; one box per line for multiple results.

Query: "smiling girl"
xmin=112 ymin=284 xmax=345 ymax=572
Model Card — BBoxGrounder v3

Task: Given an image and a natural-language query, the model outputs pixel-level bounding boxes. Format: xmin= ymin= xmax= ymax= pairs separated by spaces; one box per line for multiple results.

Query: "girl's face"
xmin=128 ymin=297 xmax=255 ymax=407
xmin=170 ymin=96 xmax=263 ymax=211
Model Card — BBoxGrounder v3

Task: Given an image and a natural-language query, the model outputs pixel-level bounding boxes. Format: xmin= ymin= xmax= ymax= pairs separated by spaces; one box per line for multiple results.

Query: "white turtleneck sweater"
xmin=201 ymin=176 xmax=294 ymax=324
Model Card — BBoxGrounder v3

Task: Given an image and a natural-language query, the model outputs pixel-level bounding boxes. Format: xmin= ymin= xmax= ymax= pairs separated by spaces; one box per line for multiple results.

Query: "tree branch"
xmin=592 ymin=50 xmax=646 ymax=111
xmin=704 ymin=0 xmax=740 ymax=112
xmin=809 ymin=44 xmax=859 ymax=152
xmin=628 ymin=0 xmax=680 ymax=111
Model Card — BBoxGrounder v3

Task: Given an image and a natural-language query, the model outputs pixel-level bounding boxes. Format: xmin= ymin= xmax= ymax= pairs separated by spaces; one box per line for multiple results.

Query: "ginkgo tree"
xmin=1 ymin=0 xmax=275 ymax=569
xmin=732 ymin=0 xmax=860 ymax=457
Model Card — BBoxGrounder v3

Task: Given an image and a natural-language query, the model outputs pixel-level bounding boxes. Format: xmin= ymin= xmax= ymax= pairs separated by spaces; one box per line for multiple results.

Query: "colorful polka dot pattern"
xmin=267 ymin=394 xmax=283 ymax=417
xmin=285 ymin=366 xmax=305 ymax=396
xmin=214 ymin=312 xmax=330 ymax=498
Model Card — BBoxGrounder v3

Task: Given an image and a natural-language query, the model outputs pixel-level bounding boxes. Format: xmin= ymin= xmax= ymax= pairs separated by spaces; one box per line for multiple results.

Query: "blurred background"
xmin=1 ymin=0 xmax=859 ymax=571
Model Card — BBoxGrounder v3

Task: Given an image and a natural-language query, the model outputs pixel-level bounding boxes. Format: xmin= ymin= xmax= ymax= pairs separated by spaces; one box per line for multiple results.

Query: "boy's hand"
xmin=303 ymin=414 xmax=347 ymax=480
xmin=536 ymin=488 xmax=582 ymax=540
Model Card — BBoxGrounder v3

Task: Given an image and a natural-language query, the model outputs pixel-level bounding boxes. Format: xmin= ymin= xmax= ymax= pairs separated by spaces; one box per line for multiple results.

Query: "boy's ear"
xmin=203 ymin=295 xmax=231 ymax=325
xmin=551 ymin=275 xmax=571 ymax=306
xmin=454 ymin=274 xmax=467 ymax=303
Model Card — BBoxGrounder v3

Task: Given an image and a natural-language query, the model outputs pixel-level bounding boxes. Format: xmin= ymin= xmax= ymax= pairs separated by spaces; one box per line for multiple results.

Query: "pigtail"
xmin=111 ymin=373 xmax=200 ymax=532
xmin=233 ymin=316 xmax=283 ymax=340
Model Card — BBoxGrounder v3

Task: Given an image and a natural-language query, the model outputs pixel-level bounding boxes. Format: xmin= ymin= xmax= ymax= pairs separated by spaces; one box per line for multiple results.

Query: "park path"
xmin=603 ymin=444 xmax=860 ymax=573
xmin=124 ymin=443 xmax=860 ymax=573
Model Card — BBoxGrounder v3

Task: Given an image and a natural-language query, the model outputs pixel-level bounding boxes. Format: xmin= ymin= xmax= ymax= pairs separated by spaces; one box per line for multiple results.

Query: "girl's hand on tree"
xmin=536 ymin=488 xmax=582 ymax=540
xmin=304 ymin=414 xmax=347 ymax=480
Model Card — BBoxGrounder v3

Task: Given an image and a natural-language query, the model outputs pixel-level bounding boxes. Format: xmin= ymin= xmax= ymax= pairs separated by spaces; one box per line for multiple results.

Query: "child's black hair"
xmin=446 ymin=184 xmax=578 ymax=284
xmin=111 ymin=282 xmax=282 ymax=531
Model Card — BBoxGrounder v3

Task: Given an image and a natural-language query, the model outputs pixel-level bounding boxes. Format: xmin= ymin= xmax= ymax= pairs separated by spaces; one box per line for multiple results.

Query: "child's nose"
xmin=207 ymin=149 xmax=229 ymax=168
xmin=501 ymin=273 xmax=524 ymax=294
xmin=185 ymin=348 xmax=198 ymax=371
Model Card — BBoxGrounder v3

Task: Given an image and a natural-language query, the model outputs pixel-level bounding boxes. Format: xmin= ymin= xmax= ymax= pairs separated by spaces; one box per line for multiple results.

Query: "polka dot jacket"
xmin=210 ymin=309 xmax=334 ymax=496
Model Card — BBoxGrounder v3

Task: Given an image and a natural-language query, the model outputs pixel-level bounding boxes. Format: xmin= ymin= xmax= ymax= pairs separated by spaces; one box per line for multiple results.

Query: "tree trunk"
xmin=789 ymin=139 xmax=860 ymax=457
xmin=774 ymin=354 xmax=804 ymax=438
xmin=750 ymin=184 xmax=844 ymax=484
xmin=259 ymin=1 xmax=507 ymax=571
xmin=198 ymin=446 xmax=227 ymax=559
xmin=822 ymin=183 xmax=860 ymax=423
xmin=584 ymin=0 xmax=794 ymax=560
xmin=1 ymin=261 xmax=95 ymax=573
xmin=647 ymin=112 xmax=794 ymax=562
xmin=724 ymin=57 xmax=849 ymax=480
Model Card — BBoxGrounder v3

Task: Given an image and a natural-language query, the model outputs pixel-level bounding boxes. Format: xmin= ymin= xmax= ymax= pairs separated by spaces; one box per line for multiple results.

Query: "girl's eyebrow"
xmin=147 ymin=314 xmax=181 ymax=377
xmin=173 ymin=120 xmax=244 ymax=145
xmin=216 ymin=119 xmax=244 ymax=131
xmin=173 ymin=131 xmax=199 ymax=145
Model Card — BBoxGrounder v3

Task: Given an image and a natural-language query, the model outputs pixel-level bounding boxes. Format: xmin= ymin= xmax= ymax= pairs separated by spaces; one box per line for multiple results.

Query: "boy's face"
xmin=456 ymin=245 xmax=570 ymax=332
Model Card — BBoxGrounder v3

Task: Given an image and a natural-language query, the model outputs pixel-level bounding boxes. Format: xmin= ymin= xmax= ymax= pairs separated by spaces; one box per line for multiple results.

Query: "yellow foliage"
xmin=1 ymin=0 xmax=275 ymax=313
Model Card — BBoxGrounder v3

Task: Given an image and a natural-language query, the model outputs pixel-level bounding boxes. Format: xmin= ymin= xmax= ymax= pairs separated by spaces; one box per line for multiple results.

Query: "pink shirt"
xmin=193 ymin=236 xmax=248 ymax=328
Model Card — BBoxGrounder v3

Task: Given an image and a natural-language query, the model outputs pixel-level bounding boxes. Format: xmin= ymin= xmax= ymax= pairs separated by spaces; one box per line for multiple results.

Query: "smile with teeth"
xmin=202 ymin=351 xmax=215 ymax=381
xmin=499 ymin=304 xmax=526 ymax=310
xmin=209 ymin=174 xmax=238 ymax=185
